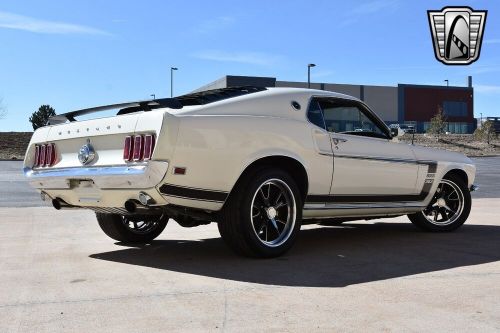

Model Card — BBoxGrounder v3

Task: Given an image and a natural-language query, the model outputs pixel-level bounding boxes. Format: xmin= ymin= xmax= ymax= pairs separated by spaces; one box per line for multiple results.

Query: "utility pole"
xmin=444 ymin=79 xmax=449 ymax=87
xmin=170 ymin=67 xmax=178 ymax=97
xmin=307 ymin=64 xmax=316 ymax=88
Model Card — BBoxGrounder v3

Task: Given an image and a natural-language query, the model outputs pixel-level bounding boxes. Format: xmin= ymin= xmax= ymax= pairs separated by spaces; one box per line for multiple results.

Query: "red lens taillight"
xmin=33 ymin=143 xmax=57 ymax=167
xmin=143 ymin=135 xmax=155 ymax=160
xmin=34 ymin=146 xmax=40 ymax=167
xmin=133 ymin=135 xmax=143 ymax=161
xmin=124 ymin=134 xmax=155 ymax=162
xmin=39 ymin=145 xmax=47 ymax=166
xmin=123 ymin=136 xmax=133 ymax=161
xmin=46 ymin=143 xmax=56 ymax=166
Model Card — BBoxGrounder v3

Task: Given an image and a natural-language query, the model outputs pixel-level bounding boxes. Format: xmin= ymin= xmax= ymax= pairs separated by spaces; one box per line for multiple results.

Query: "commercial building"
xmin=193 ymin=75 xmax=476 ymax=133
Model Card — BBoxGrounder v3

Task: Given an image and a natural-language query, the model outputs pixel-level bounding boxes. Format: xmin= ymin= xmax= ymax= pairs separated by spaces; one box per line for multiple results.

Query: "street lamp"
xmin=444 ymin=79 xmax=449 ymax=87
xmin=170 ymin=67 xmax=178 ymax=97
xmin=307 ymin=64 xmax=316 ymax=88
xmin=150 ymin=94 xmax=155 ymax=100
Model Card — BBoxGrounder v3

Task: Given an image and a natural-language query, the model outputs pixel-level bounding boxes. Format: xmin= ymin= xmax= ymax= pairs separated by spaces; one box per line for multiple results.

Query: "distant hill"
xmin=0 ymin=132 xmax=33 ymax=160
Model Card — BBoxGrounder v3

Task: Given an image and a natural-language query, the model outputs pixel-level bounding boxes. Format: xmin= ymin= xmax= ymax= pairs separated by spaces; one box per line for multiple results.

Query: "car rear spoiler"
xmin=48 ymin=98 xmax=183 ymax=125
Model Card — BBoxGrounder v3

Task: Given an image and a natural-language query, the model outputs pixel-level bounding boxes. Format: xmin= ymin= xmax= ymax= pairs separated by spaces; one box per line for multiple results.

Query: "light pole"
xmin=170 ymin=67 xmax=178 ymax=97
xmin=480 ymin=112 xmax=483 ymax=127
xmin=444 ymin=79 xmax=449 ymax=87
xmin=150 ymin=94 xmax=155 ymax=100
xmin=307 ymin=64 xmax=316 ymax=88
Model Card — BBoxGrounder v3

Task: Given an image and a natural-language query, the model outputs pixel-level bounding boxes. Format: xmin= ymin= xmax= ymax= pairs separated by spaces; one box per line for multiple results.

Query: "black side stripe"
xmin=159 ymin=184 xmax=228 ymax=202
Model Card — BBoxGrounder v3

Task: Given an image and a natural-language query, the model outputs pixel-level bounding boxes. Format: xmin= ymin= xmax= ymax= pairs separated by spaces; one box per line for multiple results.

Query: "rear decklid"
xmin=24 ymin=101 xmax=176 ymax=169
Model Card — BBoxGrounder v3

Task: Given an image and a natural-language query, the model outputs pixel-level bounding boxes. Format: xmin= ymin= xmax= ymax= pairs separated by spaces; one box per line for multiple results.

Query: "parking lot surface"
xmin=0 ymin=158 xmax=499 ymax=332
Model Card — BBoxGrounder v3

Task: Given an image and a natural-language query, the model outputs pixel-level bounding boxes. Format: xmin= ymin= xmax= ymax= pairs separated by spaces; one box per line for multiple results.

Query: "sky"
xmin=0 ymin=0 xmax=499 ymax=131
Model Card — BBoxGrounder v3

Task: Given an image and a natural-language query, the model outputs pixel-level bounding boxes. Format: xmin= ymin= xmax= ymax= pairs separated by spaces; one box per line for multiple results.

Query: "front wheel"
xmin=96 ymin=213 xmax=169 ymax=243
xmin=218 ymin=168 xmax=303 ymax=258
xmin=408 ymin=174 xmax=471 ymax=232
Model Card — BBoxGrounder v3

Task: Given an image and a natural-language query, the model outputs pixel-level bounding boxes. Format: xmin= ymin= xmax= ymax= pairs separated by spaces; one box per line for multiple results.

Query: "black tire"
xmin=218 ymin=168 xmax=303 ymax=258
xmin=96 ymin=213 xmax=169 ymax=243
xmin=408 ymin=174 xmax=471 ymax=232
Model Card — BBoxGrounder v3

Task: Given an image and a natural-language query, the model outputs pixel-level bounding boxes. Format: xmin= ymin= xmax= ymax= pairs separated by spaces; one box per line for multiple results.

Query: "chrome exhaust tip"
xmin=138 ymin=192 xmax=155 ymax=206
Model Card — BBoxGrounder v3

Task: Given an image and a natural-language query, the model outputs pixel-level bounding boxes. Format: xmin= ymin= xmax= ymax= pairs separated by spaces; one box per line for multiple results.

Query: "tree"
xmin=29 ymin=105 xmax=56 ymax=130
xmin=427 ymin=105 xmax=447 ymax=141
xmin=474 ymin=120 xmax=495 ymax=144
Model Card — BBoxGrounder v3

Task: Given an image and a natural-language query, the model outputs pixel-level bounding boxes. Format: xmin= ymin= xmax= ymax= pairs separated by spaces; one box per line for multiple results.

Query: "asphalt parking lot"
xmin=1 ymin=158 xmax=499 ymax=332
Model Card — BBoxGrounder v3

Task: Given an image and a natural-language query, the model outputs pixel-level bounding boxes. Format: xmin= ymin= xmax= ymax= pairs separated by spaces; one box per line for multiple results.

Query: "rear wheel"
xmin=96 ymin=213 xmax=169 ymax=243
xmin=218 ymin=168 xmax=303 ymax=258
xmin=408 ymin=174 xmax=471 ymax=232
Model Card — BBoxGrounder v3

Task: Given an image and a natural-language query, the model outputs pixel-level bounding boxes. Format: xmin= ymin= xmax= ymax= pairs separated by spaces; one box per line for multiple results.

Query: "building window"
xmin=443 ymin=101 xmax=468 ymax=117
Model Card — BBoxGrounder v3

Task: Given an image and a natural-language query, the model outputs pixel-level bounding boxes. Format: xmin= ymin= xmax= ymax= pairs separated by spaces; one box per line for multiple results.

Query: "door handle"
xmin=332 ymin=137 xmax=348 ymax=145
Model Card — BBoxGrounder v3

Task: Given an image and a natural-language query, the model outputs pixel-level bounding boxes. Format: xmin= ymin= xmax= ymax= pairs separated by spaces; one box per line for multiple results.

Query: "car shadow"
xmin=90 ymin=222 xmax=500 ymax=287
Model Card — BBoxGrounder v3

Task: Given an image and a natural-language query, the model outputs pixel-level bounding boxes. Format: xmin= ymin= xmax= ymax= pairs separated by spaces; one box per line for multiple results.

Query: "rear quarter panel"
xmin=160 ymin=114 xmax=330 ymax=209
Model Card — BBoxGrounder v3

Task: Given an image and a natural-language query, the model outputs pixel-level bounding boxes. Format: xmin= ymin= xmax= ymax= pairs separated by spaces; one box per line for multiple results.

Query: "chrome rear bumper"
xmin=24 ymin=161 xmax=169 ymax=189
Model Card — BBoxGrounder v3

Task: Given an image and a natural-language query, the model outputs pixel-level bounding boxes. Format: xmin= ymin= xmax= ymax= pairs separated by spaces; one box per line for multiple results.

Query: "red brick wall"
xmin=404 ymin=86 xmax=474 ymax=122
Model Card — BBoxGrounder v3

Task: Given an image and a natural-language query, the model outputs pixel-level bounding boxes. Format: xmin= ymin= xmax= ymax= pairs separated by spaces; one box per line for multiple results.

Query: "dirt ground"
xmin=399 ymin=133 xmax=500 ymax=157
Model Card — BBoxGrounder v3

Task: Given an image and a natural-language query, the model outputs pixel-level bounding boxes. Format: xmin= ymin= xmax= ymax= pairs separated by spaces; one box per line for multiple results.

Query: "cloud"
xmin=474 ymin=84 xmax=500 ymax=94
xmin=0 ymin=11 xmax=111 ymax=35
xmin=340 ymin=0 xmax=399 ymax=26
xmin=349 ymin=0 xmax=399 ymax=15
xmin=194 ymin=16 xmax=235 ymax=34
xmin=469 ymin=65 xmax=500 ymax=74
xmin=484 ymin=39 xmax=500 ymax=44
xmin=191 ymin=50 xmax=283 ymax=66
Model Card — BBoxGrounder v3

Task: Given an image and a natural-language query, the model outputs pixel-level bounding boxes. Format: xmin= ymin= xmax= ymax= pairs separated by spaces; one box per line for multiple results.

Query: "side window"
xmin=307 ymin=99 xmax=326 ymax=129
xmin=318 ymin=99 xmax=387 ymax=137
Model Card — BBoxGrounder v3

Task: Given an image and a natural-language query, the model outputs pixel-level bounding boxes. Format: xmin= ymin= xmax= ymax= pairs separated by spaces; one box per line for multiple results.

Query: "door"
xmin=315 ymin=97 xmax=420 ymax=201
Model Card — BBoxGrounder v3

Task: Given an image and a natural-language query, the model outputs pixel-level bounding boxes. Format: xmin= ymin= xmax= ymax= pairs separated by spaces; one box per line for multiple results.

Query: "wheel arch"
xmin=226 ymin=155 xmax=309 ymax=205
xmin=443 ymin=168 xmax=469 ymax=186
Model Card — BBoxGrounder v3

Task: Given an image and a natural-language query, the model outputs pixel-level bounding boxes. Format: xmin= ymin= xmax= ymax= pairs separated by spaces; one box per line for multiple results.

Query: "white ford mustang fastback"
xmin=24 ymin=87 xmax=477 ymax=257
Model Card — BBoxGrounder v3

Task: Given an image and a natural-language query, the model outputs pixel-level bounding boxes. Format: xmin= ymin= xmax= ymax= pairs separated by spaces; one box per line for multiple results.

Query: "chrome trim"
xmin=470 ymin=184 xmax=479 ymax=192
xmin=334 ymin=154 xmax=417 ymax=164
xmin=303 ymin=202 xmax=427 ymax=210
xmin=24 ymin=161 xmax=169 ymax=189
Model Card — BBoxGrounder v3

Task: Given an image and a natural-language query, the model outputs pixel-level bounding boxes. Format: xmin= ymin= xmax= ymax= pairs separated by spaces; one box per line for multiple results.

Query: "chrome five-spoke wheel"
xmin=251 ymin=179 xmax=297 ymax=247
xmin=218 ymin=168 xmax=303 ymax=257
xmin=121 ymin=216 xmax=162 ymax=234
xmin=408 ymin=174 xmax=471 ymax=232
xmin=96 ymin=213 xmax=169 ymax=243
xmin=421 ymin=179 xmax=464 ymax=226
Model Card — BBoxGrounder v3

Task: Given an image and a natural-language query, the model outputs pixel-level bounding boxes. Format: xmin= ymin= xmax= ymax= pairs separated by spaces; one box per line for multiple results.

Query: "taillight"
xmin=39 ymin=145 xmax=46 ymax=166
xmin=143 ymin=134 xmax=155 ymax=160
xmin=46 ymin=143 xmax=56 ymax=166
xmin=34 ymin=146 xmax=40 ymax=167
xmin=33 ymin=143 xmax=57 ymax=167
xmin=124 ymin=134 xmax=155 ymax=162
xmin=133 ymin=135 xmax=143 ymax=161
xmin=123 ymin=136 xmax=133 ymax=161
